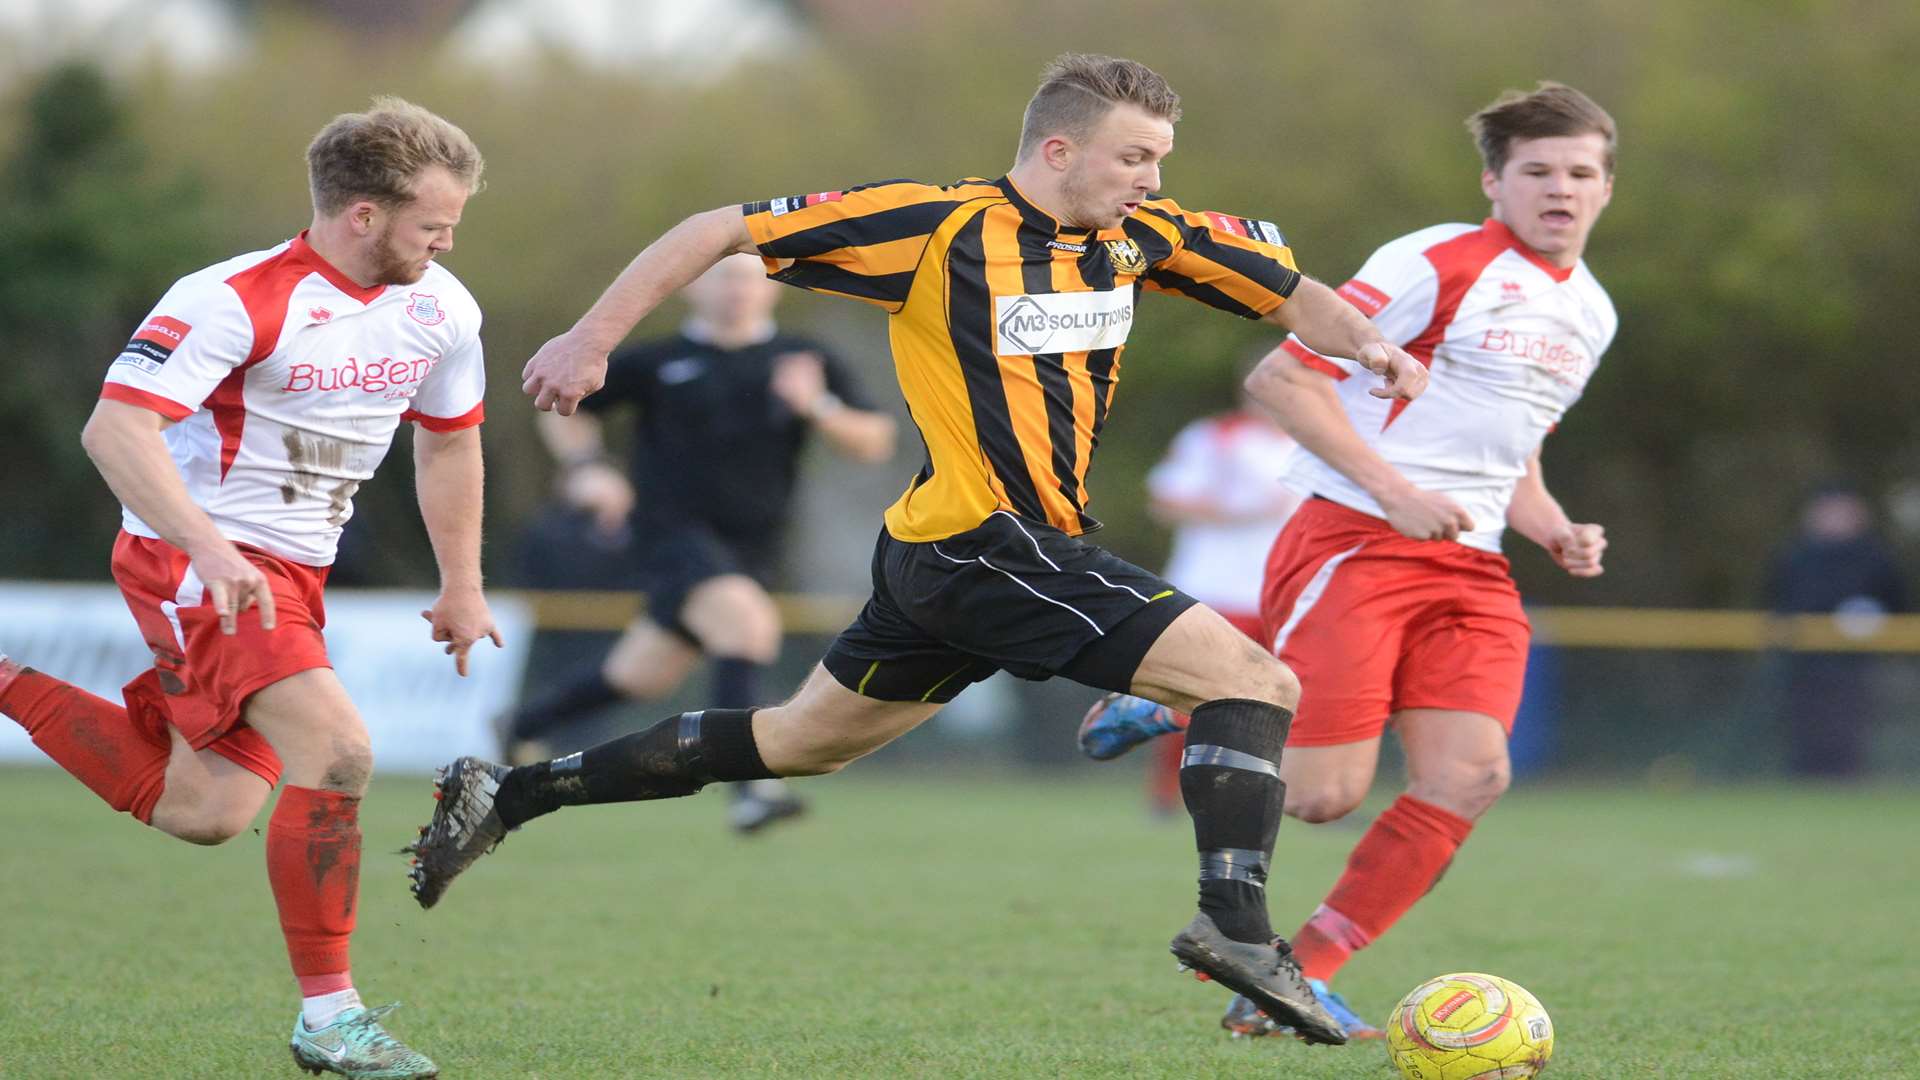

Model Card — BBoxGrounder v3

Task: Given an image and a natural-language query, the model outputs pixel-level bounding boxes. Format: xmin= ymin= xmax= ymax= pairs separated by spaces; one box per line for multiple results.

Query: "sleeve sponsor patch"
xmin=115 ymin=315 xmax=191 ymax=374
xmin=1336 ymin=279 xmax=1390 ymax=317
xmin=1202 ymin=213 xmax=1287 ymax=249
xmin=761 ymin=190 xmax=844 ymax=217
xmin=1205 ymin=211 xmax=1250 ymax=238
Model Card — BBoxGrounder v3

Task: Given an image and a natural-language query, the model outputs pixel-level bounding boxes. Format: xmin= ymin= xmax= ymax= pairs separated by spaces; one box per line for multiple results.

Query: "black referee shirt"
xmin=581 ymin=330 xmax=874 ymax=536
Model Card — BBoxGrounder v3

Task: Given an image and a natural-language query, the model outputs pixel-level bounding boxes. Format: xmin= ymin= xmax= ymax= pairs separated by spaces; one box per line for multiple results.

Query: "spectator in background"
xmin=499 ymin=252 xmax=896 ymax=833
xmin=1078 ymin=378 xmax=1302 ymax=816
xmin=1767 ymin=483 xmax=1909 ymax=778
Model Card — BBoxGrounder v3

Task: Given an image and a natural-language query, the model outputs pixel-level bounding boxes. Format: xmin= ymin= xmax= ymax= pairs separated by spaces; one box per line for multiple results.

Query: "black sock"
xmin=709 ymin=656 xmax=762 ymax=711
xmin=508 ymin=658 xmax=623 ymax=741
xmin=494 ymin=708 xmax=776 ymax=828
xmin=1180 ymin=698 xmax=1292 ymax=944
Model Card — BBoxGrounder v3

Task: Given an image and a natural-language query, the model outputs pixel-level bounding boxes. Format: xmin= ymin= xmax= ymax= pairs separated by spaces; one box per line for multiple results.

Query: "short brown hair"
xmin=1468 ymin=82 xmax=1616 ymax=176
xmin=306 ymin=96 xmax=484 ymax=216
xmin=1016 ymin=53 xmax=1181 ymax=161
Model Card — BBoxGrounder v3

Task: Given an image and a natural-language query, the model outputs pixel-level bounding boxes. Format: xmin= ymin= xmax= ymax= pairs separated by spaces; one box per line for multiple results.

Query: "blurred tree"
xmin=3 ymin=0 xmax=1916 ymax=604
xmin=0 ymin=63 xmax=220 ymax=578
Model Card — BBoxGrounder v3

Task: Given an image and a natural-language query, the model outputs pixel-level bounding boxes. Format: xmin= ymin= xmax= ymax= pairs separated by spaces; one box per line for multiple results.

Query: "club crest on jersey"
xmin=1104 ymin=239 xmax=1147 ymax=275
xmin=405 ymin=293 xmax=445 ymax=326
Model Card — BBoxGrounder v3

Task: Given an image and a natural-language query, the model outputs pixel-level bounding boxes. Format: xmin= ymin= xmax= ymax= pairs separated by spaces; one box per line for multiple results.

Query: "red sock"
xmin=297 ymin=972 xmax=355 ymax=997
xmin=0 ymin=662 xmax=170 ymax=822
xmin=1146 ymin=716 xmax=1188 ymax=813
xmin=1292 ymin=794 xmax=1475 ymax=981
xmin=267 ymin=786 xmax=362 ymax=980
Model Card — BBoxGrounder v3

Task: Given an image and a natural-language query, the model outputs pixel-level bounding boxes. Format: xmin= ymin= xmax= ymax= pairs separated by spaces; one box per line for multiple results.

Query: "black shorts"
xmin=823 ymin=511 xmax=1198 ymax=703
xmin=635 ymin=518 xmax=782 ymax=643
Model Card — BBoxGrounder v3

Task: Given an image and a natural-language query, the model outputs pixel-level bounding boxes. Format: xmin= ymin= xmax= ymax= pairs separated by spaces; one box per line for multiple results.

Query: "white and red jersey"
xmin=100 ymin=232 xmax=485 ymax=565
xmin=1282 ymin=218 xmax=1615 ymax=553
xmin=1148 ymin=410 xmax=1303 ymax=613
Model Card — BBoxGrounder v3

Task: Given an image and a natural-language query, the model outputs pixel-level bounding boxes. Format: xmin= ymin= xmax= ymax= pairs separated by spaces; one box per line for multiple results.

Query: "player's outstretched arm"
xmin=1507 ymin=450 xmax=1605 ymax=577
xmin=1245 ymin=347 xmax=1474 ymax=542
xmin=80 ymin=399 xmax=276 ymax=633
xmin=523 ymin=207 xmax=760 ymax=415
xmin=414 ymin=424 xmax=503 ymax=675
xmin=1264 ymin=277 xmax=1426 ymax=401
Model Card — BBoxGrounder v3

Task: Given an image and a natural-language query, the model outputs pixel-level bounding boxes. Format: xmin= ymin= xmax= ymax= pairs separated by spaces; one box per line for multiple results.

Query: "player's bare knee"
xmin=1232 ymin=651 xmax=1300 ymax=711
xmin=1412 ymin=759 xmax=1510 ymax=820
xmin=1192 ymin=642 xmax=1298 ymax=711
xmin=605 ymin=659 xmax=674 ymax=699
xmin=318 ymin=736 xmax=374 ymax=794
xmin=171 ymin=800 xmax=257 ymax=845
xmin=172 ymin=822 xmax=234 ymax=846
xmin=737 ymin=622 xmax=781 ymax=665
xmin=205 ymin=804 xmax=259 ymax=845
xmin=700 ymin=607 xmax=780 ymax=662
xmin=1286 ymin=783 xmax=1365 ymax=824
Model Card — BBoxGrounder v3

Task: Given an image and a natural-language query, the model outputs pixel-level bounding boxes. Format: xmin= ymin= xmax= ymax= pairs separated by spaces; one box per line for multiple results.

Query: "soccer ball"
xmin=1386 ymin=972 xmax=1554 ymax=1080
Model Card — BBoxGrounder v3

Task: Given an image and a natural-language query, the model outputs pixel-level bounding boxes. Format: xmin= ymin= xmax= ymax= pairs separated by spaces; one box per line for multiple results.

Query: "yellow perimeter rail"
xmin=518 ymin=591 xmax=1920 ymax=654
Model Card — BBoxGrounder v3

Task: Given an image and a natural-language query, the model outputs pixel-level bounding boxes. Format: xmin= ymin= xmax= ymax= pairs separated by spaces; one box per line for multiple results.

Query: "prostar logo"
xmin=1500 ymin=280 xmax=1525 ymax=303
xmin=309 ymin=306 xmax=333 ymax=323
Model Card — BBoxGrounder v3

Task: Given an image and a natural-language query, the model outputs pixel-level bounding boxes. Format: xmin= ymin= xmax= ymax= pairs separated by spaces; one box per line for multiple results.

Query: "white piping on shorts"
xmin=931 ymin=541 xmax=1104 ymax=633
xmin=992 ymin=510 xmax=1151 ymax=602
xmin=159 ymin=562 xmax=207 ymax=652
xmin=1269 ymin=543 xmax=1365 ymax=656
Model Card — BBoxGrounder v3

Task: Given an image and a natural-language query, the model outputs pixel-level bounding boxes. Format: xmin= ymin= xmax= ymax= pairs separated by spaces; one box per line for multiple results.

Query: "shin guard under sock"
xmin=267 ymin=786 xmax=362 ymax=979
xmin=494 ymin=708 xmax=776 ymax=828
xmin=1294 ymin=794 xmax=1475 ymax=980
xmin=1180 ymin=698 xmax=1292 ymax=944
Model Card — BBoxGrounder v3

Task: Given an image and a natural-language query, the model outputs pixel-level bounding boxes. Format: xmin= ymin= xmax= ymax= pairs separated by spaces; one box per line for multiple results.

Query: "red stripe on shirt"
xmin=100 ymin=383 xmax=193 ymax=421
xmin=404 ymin=400 xmax=485 ymax=432
xmin=1479 ymin=217 xmax=1574 ymax=283
xmin=1282 ymin=337 xmax=1349 ymax=380
xmin=1383 ymin=225 xmax=1514 ymax=429
xmin=214 ymin=246 xmax=314 ymax=480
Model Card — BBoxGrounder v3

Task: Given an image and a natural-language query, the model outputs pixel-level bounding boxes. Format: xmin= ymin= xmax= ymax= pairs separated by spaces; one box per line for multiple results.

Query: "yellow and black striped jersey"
xmin=744 ymin=175 xmax=1299 ymax=542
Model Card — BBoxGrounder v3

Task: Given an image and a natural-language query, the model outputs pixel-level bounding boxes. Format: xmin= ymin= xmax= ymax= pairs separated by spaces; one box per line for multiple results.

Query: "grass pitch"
xmin=0 ymin=763 xmax=1914 ymax=1078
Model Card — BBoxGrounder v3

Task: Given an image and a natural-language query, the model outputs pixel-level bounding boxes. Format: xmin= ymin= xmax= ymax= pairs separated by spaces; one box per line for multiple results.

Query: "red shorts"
xmin=1259 ymin=499 xmax=1530 ymax=747
xmin=1218 ymin=609 xmax=1264 ymax=643
xmin=110 ymin=531 xmax=334 ymax=785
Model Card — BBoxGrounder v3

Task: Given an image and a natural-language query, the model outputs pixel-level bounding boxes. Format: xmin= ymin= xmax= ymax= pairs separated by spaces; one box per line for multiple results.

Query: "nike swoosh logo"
xmin=306 ymin=1037 xmax=350 ymax=1064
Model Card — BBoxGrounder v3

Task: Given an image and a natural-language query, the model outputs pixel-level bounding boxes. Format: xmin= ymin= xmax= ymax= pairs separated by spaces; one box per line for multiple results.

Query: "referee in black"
xmin=503 ymin=252 xmax=895 ymax=832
